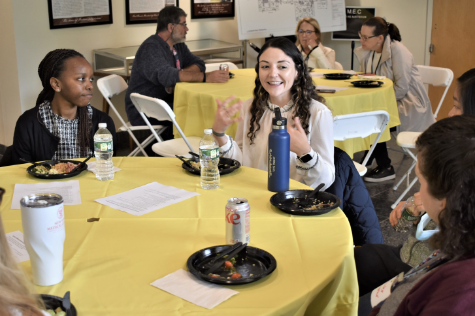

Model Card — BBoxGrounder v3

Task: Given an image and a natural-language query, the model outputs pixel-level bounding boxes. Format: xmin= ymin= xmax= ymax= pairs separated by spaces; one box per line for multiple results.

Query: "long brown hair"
xmin=416 ymin=116 xmax=475 ymax=259
xmin=0 ymin=188 xmax=45 ymax=315
xmin=363 ymin=17 xmax=402 ymax=42
xmin=247 ymin=37 xmax=325 ymax=144
xmin=37 ymin=49 xmax=92 ymax=157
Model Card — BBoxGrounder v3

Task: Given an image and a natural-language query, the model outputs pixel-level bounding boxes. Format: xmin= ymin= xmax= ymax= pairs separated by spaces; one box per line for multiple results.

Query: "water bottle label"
xmin=200 ymin=148 xmax=219 ymax=160
xmin=401 ymin=208 xmax=421 ymax=221
xmin=94 ymin=141 xmax=112 ymax=152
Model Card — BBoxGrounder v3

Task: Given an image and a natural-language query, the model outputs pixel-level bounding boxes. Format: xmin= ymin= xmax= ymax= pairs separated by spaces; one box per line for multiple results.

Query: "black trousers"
xmin=354 ymin=244 xmax=412 ymax=296
xmin=362 ymin=127 xmax=397 ymax=169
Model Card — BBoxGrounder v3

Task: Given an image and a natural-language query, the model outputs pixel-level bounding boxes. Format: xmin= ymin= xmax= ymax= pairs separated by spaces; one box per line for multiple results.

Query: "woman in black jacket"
xmin=1 ymin=49 xmax=115 ymax=166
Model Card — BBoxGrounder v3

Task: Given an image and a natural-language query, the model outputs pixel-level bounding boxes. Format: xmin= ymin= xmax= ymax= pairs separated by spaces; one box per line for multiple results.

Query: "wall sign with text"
xmin=48 ymin=0 xmax=113 ymax=29
xmin=332 ymin=7 xmax=376 ymax=41
xmin=126 ymin=0 xmax=179 ymax=25
xmin=191 ymin=0 xmax=234 ymax=19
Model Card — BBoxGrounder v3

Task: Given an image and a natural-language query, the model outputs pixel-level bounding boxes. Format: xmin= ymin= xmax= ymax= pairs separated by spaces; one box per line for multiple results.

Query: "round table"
xmin=174 ymin=68 xmax=401 ymax=157
xmin=0 ymin=158 xmax=358 ymax=315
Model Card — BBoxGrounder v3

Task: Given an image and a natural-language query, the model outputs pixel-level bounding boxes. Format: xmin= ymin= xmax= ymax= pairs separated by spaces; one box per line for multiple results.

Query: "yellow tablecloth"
xmin=174 ymin=69 xmax=400 ymax=157
xmin=0 ymin=158 xmax=358 ymax=315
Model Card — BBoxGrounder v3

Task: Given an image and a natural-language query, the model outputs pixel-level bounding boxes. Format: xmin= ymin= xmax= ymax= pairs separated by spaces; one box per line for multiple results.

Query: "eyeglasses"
xmin=358 ymin=31 xmax=378 ymax=41
xmin=298 ymin=30 xmax=316 ymax=34
xmin=175 ymin=22 xmax=188 ymax=28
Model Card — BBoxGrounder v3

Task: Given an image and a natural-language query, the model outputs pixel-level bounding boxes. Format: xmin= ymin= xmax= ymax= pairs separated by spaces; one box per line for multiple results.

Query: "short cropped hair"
xmin=156 ymin=6 xmax=186 ymax=33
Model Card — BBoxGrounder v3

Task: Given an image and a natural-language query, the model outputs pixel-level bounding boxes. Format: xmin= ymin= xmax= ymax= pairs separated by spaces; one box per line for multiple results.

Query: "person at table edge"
xmin=125 ymin=6 xmax=229 ymax=140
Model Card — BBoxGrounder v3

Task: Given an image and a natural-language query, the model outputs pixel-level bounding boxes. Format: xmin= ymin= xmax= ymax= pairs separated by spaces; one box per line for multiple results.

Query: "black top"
xmin=0 ymin=105 xmax=116 ymax=166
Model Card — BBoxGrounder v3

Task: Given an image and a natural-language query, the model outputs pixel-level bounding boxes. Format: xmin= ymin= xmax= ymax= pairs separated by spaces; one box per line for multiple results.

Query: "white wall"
xmin=0 ymin=0 xmax=429 ymax=146
xmin=0 ymin=0 xmax=240 ymax=145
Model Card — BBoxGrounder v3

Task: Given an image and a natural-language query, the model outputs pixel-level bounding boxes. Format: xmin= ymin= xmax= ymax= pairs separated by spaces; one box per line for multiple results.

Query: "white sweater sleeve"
xmin=309 ymin=45 xmax=335 ymax=70
xmin=295 ymin=107 xmax=335 ymax=190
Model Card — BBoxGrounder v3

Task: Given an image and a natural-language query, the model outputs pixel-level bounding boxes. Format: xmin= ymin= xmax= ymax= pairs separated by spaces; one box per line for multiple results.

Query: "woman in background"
xmin=295 ymin=17 xmax=337 ymax=70
xmin=355 ymin=17 xmax=434 ymax=183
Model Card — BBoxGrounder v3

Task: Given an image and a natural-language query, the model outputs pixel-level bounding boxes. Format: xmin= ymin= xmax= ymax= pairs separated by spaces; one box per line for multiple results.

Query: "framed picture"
xmin=126 ymin=0 xmax=179 ymax=25
xmin=47 ymin=0 xmax=113 ymax=29
xmin=332 ymin=7 xmax=376 ymax=41
xmin=191 ymin=0 xmax=234 ymax=19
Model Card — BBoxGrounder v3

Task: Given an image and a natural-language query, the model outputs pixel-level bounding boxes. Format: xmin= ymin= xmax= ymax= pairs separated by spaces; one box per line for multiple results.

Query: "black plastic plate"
xmin=182 ymin=157 xmax=241 ymax=176
xmin=323 ymin=73 xmax=353 ymax=80
xmin=41 ymin=294 xmax=77 ymax=316
xmin=350 ymin=80 xmax=384 ymax=88
xmin=27 ymin=159 xmax=87 ymax=179
xmin=187 ymin=245 xmax=277 ymax=285
xmin=270 ymin=190 xmax=341 ymax=215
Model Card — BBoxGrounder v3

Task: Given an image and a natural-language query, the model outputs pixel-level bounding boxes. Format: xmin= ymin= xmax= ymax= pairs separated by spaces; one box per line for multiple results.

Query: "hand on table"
xmin=212 ymin=96 xmax=243 ymax=146
xmin=287 ymin=117 xmax=311 ymax=157
xmin=206 ymin=70 xmax=229 ymax=83
xmin=389 ymin=192 xmax=424 ymax=226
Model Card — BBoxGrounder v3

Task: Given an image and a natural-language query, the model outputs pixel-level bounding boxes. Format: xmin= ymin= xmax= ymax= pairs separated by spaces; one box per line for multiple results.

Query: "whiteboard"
xmin=236 ymin=0 xmax=347 ymax=41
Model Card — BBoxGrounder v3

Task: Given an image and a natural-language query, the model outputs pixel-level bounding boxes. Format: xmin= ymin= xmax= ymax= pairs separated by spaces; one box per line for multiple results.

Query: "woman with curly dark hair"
xmin=211 ymin=37 xmax=334 ymax=189
xmin=358 ymin=115 xmax=475 ymax=315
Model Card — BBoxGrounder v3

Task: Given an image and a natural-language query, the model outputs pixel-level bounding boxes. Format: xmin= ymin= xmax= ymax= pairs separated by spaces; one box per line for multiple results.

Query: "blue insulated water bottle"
xmin=268 ymin=108 xmax=290 ymax=192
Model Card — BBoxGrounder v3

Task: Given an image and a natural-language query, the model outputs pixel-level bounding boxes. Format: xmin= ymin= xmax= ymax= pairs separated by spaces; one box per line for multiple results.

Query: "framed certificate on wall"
xmin=191 ymin=0 xmax=234 ymax=19
xmin=126 ymin=0 xmax=179 ymax=25
xmin=47 ymin=0 xmax=113 ymax=29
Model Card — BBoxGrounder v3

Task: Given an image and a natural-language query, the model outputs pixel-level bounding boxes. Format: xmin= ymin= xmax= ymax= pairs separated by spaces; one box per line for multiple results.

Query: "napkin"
xmin=86 ymin=161 xmax=121 ymax=174
xmin=150 ymin=269 xmax=239 ymax=309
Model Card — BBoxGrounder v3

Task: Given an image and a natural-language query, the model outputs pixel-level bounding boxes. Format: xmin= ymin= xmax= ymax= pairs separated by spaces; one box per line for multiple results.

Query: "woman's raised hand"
xmin=287 ymin=117 xmax=311 ymax=157
xmin=212 ymin=95 xmax=243 ymax=134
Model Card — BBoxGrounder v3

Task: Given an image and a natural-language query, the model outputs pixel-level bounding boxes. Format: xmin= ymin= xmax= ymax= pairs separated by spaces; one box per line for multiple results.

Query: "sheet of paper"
xmin=316 ymin=85 xmax=348 ymax=92
xmin=310 ymin=72 xmax=325 ymax=78
xmin=11 ymin=180 xmax=81 ymax=209
xmin=95 ymin=182 xmax=199 ymax=216
xmin=150 ymin=269 xmax=238 ymax=309
xmin=86 ymin=161 xmax=122 ymax=175
xmin=6 ymin=231 xmax=30 ymax=263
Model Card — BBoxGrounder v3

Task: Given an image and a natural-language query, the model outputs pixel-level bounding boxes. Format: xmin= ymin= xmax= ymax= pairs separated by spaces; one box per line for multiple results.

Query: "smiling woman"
xmin=211 ymin=37 xmax=335 ymax=190
xmin=0 ymin=49 xmax=116 ymax=166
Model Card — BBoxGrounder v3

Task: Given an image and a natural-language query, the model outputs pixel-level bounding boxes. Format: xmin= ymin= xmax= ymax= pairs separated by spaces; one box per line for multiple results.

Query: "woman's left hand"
xmin=287 ymin=117 xmax=311 ymax=157
xmin=307 ymin=39 xmax=318 ymax=50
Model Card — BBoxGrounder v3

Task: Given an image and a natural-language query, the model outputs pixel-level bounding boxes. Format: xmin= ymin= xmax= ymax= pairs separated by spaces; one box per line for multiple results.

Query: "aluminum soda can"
xmin=225 ymin=197 xmax=250 ymax=244
xmin=20 ymin=193 xmax=65 ymax=286
xmin=219 ymin=63 xmax=229 ymax=71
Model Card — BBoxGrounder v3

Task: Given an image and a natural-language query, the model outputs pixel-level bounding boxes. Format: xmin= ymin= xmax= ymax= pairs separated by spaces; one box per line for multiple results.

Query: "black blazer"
xmin=0 ymin=105 xmax=116 ymax=166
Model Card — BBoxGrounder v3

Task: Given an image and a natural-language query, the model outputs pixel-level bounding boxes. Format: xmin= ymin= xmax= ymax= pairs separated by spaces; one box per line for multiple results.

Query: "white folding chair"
xmin=334 ymin=61 xmax=344 ymax=70
xmin=333 ymin=111 xmax=390 ymax=176
xmin=205 ymin=62 xmax=239 ymax=72
xmin=391 ymin=66 xmax=454 ymax=208
xmin=129 ymin=93 xmax=201 ymax=158
xmin=97 ymin=75 xmax=166 ymax=157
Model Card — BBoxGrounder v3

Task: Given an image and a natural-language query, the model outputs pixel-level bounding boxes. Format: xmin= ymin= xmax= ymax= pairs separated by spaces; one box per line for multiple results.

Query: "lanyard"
xmin=301 ymin=45 xmax=318 ymax=65
xmin=172 ymin=47 xmax=181 ymax=70
xmin=370 ymin=51 xmax=382 ymax=74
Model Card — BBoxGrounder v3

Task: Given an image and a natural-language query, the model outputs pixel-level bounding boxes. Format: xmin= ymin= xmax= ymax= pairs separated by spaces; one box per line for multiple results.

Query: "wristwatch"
xmin=297 ymin=153 xmax=313 ymax=163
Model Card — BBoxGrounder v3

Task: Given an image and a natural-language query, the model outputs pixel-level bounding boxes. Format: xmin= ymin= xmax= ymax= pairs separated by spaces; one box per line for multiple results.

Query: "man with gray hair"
xmin=125 ymin=6 xmax=229 ymax=141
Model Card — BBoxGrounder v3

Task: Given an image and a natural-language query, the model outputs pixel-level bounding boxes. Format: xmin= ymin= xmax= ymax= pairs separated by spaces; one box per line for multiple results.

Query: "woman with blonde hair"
xmin=295 ymin=17 xmax=336 ymax=69
xmin=0 ymin=188 xmax=48 ymax=316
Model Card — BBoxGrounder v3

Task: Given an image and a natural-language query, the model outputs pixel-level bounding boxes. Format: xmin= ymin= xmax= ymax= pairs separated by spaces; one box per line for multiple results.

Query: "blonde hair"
xmin=0 ymin=188 xmax=45 ymax=316
xmin=295 ymin=17 xmax=322 ymax=47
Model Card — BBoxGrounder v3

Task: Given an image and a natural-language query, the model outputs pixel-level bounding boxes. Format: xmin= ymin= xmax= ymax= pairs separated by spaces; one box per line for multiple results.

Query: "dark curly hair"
xmin=247 ymin=37 xmax=325 ymax=144
xmin=37 ymin=49 xmax=92 ymax=157
xmin=416 ymin=115 xmax=475 ymax=259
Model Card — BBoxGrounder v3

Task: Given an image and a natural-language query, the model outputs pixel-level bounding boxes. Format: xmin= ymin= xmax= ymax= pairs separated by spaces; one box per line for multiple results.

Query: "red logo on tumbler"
xmin=226 ymin=212 xmax=240 ymax=225
xmin=57 ymin=207 xmax=64 ymax=219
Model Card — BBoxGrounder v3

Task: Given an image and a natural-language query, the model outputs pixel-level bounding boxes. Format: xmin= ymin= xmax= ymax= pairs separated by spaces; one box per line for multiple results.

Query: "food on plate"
xmin=46 ymin=307 xmax=66 ymax=316
xmin=32 ymin=162 xmax=78 ymax=175
xmin=189 ymin=160 xmax=234 ymax=171
xmin=292 ymin=197 xmax=335 ymax=210
xmin=231 ymin=273 xmax=242 ymax=279
xmin=224 ymin=260 xmax=234 ymax=269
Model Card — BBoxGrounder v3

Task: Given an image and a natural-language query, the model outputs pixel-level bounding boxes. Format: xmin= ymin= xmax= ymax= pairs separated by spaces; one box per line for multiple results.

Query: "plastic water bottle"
xmin=94 ymin=123 xmax=114 ymax=181
xmin=268 ymin=108 xmax=290 ymax=192
xmin=200 ymin=129 xmax=220 ymax=189
xmin=394 ymin=196 xmax=422 ymax=232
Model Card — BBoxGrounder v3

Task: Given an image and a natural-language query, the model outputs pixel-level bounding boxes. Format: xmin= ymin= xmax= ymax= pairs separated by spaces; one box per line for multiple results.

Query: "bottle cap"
xmin=99 ymin=123 xmax=107 ymax=128
xmin=204 ymin=129 xmax=212 ymax=134
xmin=272 ymin=108 xmax=287 ymax=127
